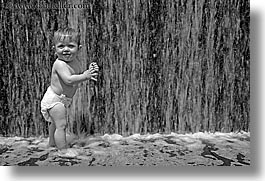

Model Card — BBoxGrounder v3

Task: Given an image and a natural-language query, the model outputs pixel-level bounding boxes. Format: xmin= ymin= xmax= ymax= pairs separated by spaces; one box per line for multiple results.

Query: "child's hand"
xmin=83 ymin=69 xmax=98 ymax=81
xmin=89 ymin=62 xmax=99 ymax=72
xmin=83 ymin=62 xmax=99 ymax=81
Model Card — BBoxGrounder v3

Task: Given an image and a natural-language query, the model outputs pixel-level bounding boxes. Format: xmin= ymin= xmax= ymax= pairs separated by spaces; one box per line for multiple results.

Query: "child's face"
xmin=54 ymin=40 xmax=80 ymax=62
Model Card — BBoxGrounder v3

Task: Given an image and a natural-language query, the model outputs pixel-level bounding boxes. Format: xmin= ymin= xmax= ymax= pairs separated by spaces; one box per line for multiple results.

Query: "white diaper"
xmin=41 ymin=87 xmax=72 ymax=122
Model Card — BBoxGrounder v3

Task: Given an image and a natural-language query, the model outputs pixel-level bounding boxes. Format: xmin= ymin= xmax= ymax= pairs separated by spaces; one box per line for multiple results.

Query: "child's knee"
xmin=55 ymin=119 xmax=67 ymax=130
xmin=48 ymin=104 xmax=67 ymax=130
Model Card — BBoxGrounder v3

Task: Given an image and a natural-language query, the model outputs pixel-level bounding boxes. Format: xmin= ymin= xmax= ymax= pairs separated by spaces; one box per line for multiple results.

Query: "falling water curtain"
xmin=0 ymin=0 xmax=249 ymax=137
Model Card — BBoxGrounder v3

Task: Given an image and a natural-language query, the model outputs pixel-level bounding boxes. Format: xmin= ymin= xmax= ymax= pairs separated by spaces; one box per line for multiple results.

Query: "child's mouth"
xmin=63 ymin=53 xmax=71 ymax=58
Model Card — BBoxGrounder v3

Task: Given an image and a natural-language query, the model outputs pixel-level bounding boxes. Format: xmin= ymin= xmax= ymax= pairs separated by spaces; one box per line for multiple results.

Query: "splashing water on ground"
xmin=0 ymin=132 xmax=250 ymax=166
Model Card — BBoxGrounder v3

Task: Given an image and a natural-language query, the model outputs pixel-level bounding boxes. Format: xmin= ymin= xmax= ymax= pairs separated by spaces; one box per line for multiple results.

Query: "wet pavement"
xmin=0 ymin=132 xmax=250 ymax=166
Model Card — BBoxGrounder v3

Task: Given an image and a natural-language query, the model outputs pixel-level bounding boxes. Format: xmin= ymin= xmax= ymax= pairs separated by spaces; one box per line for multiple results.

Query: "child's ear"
xmin=52 ymin=46 xmax=57 ymax=56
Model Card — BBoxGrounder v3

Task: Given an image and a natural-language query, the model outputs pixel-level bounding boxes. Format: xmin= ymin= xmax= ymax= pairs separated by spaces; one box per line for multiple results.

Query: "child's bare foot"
xmin=57 ymin=148 xmax=79 ymax=158
xmin=37 ymin=142 xmax=57 ymax=151
xmin=44 ymin=143 xmax=57 ymax=150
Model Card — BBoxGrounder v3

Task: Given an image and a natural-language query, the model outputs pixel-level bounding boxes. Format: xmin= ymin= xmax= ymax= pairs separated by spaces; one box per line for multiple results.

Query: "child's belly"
xmin=51 ymin=82 xmax=78 ymax=98
xmin=61 ymin=84 xmax=79 ymax=98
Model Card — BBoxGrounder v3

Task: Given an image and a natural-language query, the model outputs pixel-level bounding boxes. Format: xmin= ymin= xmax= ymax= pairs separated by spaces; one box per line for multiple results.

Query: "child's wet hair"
xmin=54 ymin=28 xmax=80 ymax=45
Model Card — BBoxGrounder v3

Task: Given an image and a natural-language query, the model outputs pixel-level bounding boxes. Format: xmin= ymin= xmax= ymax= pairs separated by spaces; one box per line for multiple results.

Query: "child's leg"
xmin=48 ymin=121 xmax=56 ymax=147
xmin=49 ymin=103 xmax=67 ymax=149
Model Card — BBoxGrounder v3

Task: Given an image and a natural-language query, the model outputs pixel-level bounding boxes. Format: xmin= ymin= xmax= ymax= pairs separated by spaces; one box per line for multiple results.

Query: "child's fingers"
xmin=90 ymin=69 xmax=98 ymax=74
xmin=91 ymin=72 xmax=98 ymax=76
xmin=90 ymin=77 xmax=97 ymax=81
xmin=89 ymin=68 xmax=99 ymax=73
xmin=91 ymin=64 xmax=99 ymax=69
xmin=89 ymin=62 xmax=98 ymax=68
xmin=87 ymin=63 xmax=99 ymax=82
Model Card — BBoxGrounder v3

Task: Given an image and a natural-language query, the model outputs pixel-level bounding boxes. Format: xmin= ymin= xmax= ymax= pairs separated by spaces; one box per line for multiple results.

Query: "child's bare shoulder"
xmin=53 ymin=59 xmax=68 ymax=69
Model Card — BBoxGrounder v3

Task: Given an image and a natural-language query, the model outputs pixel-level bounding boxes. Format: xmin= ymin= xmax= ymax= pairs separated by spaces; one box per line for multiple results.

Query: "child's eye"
xmin=68 ymin=45 xmax=75 ymax=48
xmin=57 ymin=45 xmax=64 ymax=48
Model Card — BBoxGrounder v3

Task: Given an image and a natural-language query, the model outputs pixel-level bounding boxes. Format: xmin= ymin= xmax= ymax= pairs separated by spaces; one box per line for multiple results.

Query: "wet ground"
xmin=0 ymin=132 xmax=250 ymax=166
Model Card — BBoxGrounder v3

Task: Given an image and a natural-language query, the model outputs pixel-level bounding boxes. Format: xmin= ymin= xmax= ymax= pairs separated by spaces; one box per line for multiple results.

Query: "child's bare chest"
xmin=67 ymin=62 xmax=81 ymax=75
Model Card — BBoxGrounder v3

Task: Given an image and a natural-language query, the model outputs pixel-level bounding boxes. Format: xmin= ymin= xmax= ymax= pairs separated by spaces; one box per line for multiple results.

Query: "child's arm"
xmin=54 ymin=61 xmax=98 ymax=85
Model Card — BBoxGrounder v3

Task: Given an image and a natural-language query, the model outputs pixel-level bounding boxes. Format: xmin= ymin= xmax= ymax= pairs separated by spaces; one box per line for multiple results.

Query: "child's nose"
xmin=63 ymin=46 xmax=70 ymax=51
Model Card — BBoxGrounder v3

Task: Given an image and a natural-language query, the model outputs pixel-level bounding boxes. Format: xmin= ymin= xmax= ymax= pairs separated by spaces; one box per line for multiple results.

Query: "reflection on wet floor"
xmin=0 ymin=132 xmax=250 ymax=166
